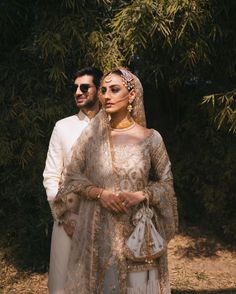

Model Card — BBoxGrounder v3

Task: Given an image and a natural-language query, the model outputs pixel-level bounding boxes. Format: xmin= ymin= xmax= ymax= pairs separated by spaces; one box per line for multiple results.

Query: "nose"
xmin=75 ymin=85 xmax=83 ymax=96
xmin=100 ymin=93 xmax=109 ymax=106
xmin=103 ymin=91 xmax=111 ymax=101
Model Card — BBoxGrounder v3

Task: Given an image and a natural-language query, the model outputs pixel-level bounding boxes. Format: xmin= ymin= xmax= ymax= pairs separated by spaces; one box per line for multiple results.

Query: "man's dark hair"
xmin=75 ymin=67 xmax=103 ymax=89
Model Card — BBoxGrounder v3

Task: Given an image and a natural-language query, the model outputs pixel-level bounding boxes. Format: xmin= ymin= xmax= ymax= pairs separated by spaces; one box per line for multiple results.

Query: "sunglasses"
xmin=74 ymin=83 xmax=94 ymax=93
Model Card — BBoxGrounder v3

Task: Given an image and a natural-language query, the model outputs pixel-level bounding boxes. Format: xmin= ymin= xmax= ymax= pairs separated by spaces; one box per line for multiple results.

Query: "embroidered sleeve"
xmin=143 ymin=131 xmax=178 ymax=241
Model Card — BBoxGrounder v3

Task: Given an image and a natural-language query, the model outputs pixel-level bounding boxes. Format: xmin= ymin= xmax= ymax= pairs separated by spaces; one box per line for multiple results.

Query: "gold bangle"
xmin=86 ymin=186 xmax=95 ymax=198
xmin=143 ymin=190 xmax=150 ymax=205
xmin=96 ymin=189 xmax=104 ymax=200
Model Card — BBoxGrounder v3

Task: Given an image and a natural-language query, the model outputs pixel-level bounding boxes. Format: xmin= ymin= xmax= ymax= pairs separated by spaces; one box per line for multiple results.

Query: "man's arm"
xmin=43 ymin=123 xmax=64 ymax=204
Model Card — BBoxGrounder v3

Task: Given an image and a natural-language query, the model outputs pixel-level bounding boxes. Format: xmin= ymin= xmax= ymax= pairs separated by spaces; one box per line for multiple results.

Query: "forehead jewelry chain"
xmin=119 ymin=69 xmax=135 ymax=91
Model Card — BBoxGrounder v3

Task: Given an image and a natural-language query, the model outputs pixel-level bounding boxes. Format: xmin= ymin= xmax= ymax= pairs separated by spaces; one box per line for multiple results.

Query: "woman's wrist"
xmin=134 ymin=191 xmax=146 ymax=202
xmin=142 ymin=188 xmax=152 ymax=204
xmin=85 ymin=186 xmax=104 ymax=200
xmin=96 ymin=188 xmax=104 ymax=200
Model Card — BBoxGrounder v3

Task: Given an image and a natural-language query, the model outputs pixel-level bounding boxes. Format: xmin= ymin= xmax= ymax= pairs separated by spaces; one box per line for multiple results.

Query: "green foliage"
xmin=202 ymin=89 xmax=236 ymax=133
xmin=109 ymin=1 xmax=215 ymax=79
xmin=0 ymin=0 xmax=236 ymax=269
xmin=146 ymin=80 xmax=236 ymax=243
xmin=170 ymin=97 xmax=236 ymax=241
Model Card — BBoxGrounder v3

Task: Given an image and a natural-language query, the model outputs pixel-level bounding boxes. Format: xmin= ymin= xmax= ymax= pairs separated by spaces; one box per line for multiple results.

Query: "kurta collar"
xmin=77 ymin=109 xmax=101 ymax=122
xmin=77 ymin=110 xmax=91 ymax=123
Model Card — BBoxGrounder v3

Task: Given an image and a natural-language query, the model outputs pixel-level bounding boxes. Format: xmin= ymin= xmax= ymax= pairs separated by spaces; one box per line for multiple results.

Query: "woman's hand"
xmin=99 ymin=190 xmax=128 ymax=213
xmin=63 ymin=212 xmax=79 ymax=239
xmin=117 ymin=191 xmax=145 ymax=209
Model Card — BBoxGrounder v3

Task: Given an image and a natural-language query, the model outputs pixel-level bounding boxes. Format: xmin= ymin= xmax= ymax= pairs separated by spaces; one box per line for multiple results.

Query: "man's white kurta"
xmin=43 ymin=111 xmax=90 ymax=294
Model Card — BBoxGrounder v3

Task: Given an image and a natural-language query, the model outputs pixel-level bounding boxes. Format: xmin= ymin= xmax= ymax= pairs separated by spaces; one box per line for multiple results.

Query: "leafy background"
xmin=0 ymin=0 xmax=235 ymax=271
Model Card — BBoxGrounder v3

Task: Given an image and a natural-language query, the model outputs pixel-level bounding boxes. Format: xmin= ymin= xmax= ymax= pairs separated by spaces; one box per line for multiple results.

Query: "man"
xmin=43 ymin=67 xmax=103 ymax=294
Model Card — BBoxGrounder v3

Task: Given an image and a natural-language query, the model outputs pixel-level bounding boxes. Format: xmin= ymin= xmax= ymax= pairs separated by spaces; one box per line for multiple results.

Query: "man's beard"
xmin=79 ymin=98 xmax=97 ymax=109
xmin=76 ymin=93 xmax=98 ymax=109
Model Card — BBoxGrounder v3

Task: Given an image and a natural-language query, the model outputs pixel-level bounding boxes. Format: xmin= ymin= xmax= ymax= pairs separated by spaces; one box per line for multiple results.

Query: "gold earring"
xmin=127 ymin=101 xmax=133 ymax=112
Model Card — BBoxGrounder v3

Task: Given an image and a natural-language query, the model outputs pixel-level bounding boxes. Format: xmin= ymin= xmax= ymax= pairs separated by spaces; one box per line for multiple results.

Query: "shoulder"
xmin=55 ymin=115 xmax=78 ymax=128
xmin=151 ymin=129 xmax=163 ymax=145
xmin=135 ymin=124 xmax=163 ymax=144
xmin=149 ymin=129 xmax=169 ymax=158
xmin=49 ymin=115 xmax=80 ymax=138
xmin=144 ymin=128 xmax=164 ymax=151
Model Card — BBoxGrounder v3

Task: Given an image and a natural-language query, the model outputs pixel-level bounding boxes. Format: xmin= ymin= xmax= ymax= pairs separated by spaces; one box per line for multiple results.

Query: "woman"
xmin=53 ymin=68 xmax=178 ymax=294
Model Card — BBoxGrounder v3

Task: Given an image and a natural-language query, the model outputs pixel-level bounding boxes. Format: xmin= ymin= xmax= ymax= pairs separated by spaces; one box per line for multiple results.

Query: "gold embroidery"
xmin=53 ymin=121 xmax=177 ymax=294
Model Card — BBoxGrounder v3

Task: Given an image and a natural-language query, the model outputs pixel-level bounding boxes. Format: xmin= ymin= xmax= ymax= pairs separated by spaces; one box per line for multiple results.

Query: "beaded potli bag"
xmin=124 ymin=201 xmax=166 ymax=262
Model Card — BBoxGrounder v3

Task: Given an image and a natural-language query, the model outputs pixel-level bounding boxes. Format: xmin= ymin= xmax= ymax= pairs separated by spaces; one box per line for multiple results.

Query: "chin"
xmin=77 ymin=102 xmax=89 ymax=108
xmin=104 ymin=107 xmax=121 ymax=113
xmin=104 ymin=109 xmax=117 ymax=115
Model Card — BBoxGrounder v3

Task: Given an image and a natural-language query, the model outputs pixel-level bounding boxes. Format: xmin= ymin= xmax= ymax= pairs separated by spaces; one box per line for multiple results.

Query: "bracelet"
xmin=85 ymin=186 xmax=95 ymax=199
xmin=143 ymin=190 xmax=150 ymax=205
xmin=96 ymin=189 xmax=104 ymax=200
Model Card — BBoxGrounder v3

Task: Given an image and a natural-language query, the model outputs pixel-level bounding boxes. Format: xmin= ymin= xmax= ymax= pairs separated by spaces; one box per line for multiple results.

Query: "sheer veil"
xmin=52 ymin=70 xmax=177 ymax=294
xmin=53 ymin=70 xmax=147 ymax=294
xmin=130 ymin=74 xmax=146 ymax=127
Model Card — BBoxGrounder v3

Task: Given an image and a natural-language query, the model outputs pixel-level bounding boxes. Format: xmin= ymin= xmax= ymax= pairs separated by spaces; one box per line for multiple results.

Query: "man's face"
xmin=74 ymin=75 xmax=98 ymax=109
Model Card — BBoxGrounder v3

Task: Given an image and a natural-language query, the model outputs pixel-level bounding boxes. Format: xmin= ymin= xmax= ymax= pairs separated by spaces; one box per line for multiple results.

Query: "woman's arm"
xmin=118 ymin=131 xmax=178 ymax=239
xmin=143 ymin=131 xmax=178 ymax=240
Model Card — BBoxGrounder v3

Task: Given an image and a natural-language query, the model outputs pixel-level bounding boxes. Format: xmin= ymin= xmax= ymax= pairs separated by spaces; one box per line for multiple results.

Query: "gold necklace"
xmin=110 ymin=117 xmax=135 ymax=129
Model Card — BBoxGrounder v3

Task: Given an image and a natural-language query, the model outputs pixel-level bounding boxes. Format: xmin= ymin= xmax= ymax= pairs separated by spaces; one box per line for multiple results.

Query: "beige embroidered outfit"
xmin=53 ymin=74 xmax=178 ymax=294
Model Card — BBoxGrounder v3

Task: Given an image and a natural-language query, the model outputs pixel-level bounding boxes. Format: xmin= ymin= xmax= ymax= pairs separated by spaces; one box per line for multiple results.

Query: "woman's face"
xmin=99 ymin=73 xmax=135 ymax=114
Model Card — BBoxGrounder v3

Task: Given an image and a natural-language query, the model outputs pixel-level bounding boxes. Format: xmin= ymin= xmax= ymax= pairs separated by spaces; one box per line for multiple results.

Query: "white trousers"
xmin=127 ymin=270 xmax=163 ymax=293
xmin=48 ymin=222 xmax=71 ymax=294
xmin=103 ymin=267 xmax=164 ymax=294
